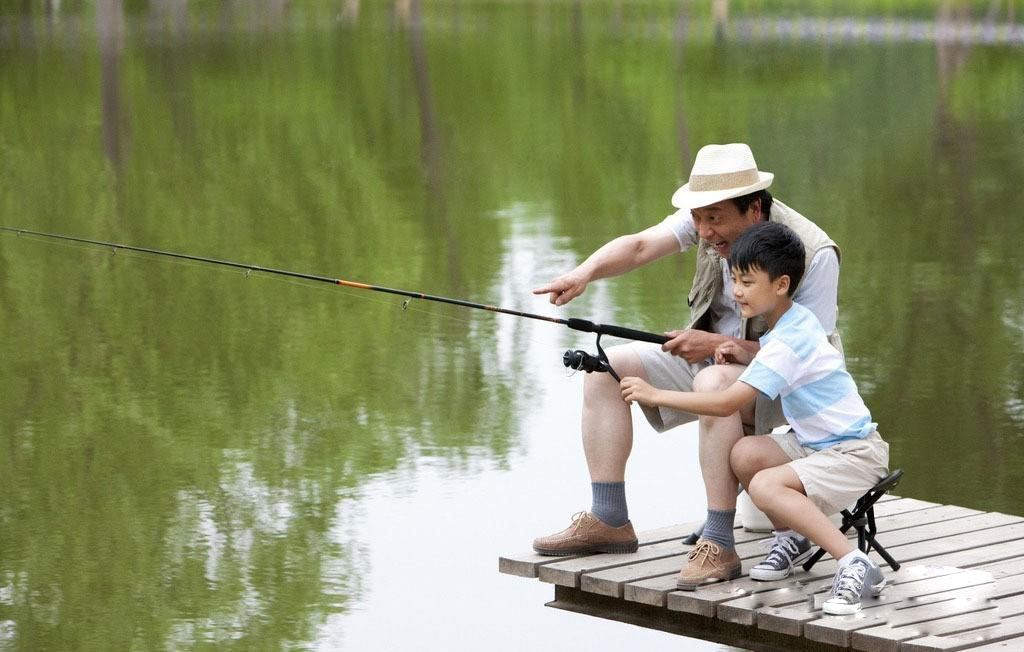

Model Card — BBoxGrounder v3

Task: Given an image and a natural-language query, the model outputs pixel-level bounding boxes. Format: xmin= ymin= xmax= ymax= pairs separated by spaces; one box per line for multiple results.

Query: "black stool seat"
xmin=803 ymin=468 xmax=904 ymax=572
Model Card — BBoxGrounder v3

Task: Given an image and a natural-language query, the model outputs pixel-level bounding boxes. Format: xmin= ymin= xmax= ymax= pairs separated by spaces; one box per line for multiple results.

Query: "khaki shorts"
xmin=626 ymin=341 xmax=786 ymax=435
xmin=769 ymin=430 xmax=890 ymax=516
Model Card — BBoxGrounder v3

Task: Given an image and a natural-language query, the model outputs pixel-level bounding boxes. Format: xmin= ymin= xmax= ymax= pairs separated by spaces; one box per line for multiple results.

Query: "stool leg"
xmin=867 ymin=537 xmax=901 ymax=572
xmin=802 ymin=547 xmax=826 ymax=572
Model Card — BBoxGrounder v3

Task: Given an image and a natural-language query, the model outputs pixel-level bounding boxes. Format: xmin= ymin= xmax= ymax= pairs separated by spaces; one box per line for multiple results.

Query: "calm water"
xmin=1 ymin=2 xmax=1023 ymax=650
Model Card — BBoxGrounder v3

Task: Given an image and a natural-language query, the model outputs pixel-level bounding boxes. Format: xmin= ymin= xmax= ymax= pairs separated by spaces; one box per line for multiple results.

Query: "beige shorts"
xmin=626 ymin=341 xmax=785 ymax=435
xmin=769 ymin=430 xmax=890 ymax=516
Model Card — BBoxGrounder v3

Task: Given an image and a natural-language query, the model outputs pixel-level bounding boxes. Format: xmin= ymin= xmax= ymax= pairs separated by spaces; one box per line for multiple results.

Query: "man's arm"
xmin=533 ymin=224 xmax=681 ymax=306
xmin=620 ymin=376 xmax=758 ymax=417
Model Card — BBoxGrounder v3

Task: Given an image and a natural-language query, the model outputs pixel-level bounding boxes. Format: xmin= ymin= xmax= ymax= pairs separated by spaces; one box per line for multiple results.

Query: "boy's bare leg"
xmin=581 ymin=346 xmax=648 ymax=482
xmin=730 ymin=435 xmax=796 ymax=531
xmin=748 ymin=465 xmax=855 ymax=559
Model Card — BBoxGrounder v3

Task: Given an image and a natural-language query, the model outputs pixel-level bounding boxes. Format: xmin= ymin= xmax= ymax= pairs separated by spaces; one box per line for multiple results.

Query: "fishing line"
xmin=8 ymin=229 xmax=475 ymax=326
xmin=1 ymin=226 xmax=671 ymax=380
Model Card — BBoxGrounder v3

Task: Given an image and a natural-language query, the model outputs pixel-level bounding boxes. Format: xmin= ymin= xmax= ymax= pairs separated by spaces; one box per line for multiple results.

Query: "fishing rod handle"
xmin=566 ymin=318 xmax=670 ymax=345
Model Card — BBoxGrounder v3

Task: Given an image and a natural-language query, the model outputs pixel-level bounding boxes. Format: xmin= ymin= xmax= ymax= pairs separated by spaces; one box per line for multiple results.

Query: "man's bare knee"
xmin=582 ymin=345 xmax=646 ymax=400
xmin=692 ymin=364 xmax=742 ymax=393
xmin=606 ymin=345 xmax=646 ymax=379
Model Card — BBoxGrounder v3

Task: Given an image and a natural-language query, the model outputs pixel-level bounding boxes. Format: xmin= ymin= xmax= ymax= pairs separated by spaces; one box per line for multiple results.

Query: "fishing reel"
xmin=562 ymin=334 xmax=621 ymax=382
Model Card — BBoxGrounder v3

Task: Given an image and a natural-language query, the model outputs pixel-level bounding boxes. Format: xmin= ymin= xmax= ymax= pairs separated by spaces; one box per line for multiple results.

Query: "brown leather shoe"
xmin=532 ymin=511 xmax=639 ymax=556
xmin=676 ymin=538 xmax=742 ymax=590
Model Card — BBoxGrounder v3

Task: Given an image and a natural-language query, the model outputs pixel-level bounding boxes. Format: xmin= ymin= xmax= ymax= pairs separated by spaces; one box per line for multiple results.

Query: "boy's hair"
xmin=728 ymin=222 xmax=805 ymax=296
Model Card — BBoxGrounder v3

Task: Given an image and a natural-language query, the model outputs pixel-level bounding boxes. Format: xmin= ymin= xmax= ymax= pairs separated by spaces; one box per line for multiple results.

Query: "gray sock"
xmin=702 ymin=508 xmax=736 ymax=549
xmin=591 ymin=482 xmax=628 ymax=527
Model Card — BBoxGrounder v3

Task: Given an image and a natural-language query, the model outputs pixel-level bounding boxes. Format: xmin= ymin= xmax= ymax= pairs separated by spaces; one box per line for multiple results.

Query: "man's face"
xmin=690 ymin=198 xmax=762 ymax=258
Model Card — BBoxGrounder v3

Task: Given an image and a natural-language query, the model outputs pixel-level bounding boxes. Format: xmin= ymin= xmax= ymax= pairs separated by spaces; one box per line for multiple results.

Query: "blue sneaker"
xmin=823 ymin=556 xmax=887 ymax=615
xmin=749 ymin=534 xmax=812 ymax=581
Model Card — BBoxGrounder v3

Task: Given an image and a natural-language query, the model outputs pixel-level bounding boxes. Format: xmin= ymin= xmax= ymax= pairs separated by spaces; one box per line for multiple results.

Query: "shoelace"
xmin=762 ymin=536 xmax=801 ymax=566
xmin=831 ymin=561 xmax=869 ymax=602
xmin=688 ymin=540 xmax=724 ymax=570
xmin=569 ymin=511 xmax=591 ymax=534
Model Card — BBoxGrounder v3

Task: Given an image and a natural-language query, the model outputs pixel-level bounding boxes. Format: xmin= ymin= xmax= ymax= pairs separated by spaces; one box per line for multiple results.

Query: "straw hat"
xmin=671 ymin=143 xmax=774 ymax=210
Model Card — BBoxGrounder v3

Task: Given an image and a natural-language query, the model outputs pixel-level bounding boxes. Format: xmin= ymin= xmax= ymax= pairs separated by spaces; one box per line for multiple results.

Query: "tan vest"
xmin=685 ymin=199 xmax=844 ymax=353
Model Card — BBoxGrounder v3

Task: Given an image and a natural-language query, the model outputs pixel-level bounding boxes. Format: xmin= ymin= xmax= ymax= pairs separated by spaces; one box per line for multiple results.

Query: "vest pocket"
xmin=687 ymin=285 xmax=700 ymax=308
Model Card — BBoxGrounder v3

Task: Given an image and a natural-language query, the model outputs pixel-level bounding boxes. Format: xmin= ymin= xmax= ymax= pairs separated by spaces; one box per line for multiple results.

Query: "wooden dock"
xmin=500 ymin=496 xmax=1024 ymax=651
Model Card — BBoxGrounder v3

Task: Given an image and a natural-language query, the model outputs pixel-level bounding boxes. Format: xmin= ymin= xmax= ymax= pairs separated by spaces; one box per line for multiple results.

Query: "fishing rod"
xmin=1 ymin=226 xmax=669 ymax=380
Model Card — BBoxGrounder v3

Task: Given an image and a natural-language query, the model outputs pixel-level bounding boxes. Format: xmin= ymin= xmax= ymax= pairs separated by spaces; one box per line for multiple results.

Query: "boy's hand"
xmin=620 ymin=377 xmax=661 ymax=407
xmin=714 ymin=340 xmax=754 ymax=366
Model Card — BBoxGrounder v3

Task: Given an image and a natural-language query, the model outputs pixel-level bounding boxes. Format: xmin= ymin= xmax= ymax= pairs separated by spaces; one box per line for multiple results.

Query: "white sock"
xmin=838 ymin=549 xmax=870 ymax=567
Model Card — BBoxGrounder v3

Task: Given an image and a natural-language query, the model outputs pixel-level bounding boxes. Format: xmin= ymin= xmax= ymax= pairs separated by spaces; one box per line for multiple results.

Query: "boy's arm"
xmin=620 ymin=377 xmax=759 ymax=417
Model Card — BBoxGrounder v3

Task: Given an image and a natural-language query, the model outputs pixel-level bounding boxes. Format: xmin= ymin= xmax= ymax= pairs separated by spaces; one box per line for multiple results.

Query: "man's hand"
xmin=532 ymin=270 xmax=589 ymax=306
xmin=714 ymin=340 xmax=754 ymax=366
xmin=620 ymin=376 xmax=662 ymax=408
xmin=661 ymin=329 xmax=722 ymax=364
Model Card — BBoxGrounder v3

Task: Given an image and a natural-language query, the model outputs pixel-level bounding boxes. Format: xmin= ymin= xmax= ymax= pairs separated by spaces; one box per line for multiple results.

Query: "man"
xmin=530 ymin=143 xmax=842 ymax=586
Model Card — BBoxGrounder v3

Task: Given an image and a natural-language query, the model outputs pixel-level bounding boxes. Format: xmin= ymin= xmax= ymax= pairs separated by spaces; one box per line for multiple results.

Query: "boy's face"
xmin=690 ymin=198 xmax=762 ymax=258
xmin=729 ymin=265 xmax=790 ymax=318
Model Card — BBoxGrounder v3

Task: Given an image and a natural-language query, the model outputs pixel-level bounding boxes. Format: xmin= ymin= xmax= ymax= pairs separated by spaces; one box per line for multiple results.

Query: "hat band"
xmin=688 ymin=168 xmax=760 ymax=192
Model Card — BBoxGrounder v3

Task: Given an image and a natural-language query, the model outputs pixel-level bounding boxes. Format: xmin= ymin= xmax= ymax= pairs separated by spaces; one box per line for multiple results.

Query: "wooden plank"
xmin=720 ymin=566 xmax=996 ymax=629
xmin=909 ymin=539 xmax=1024 ymax=572
xmin=715 ymin=513 xmax=1022 ymax=629
xmin=538 ymin=525 xmax=768 ymax=588
xmin=848 ymin=515 xmax=1024 ymax=558
xmin=762 ymin=558 xmax=1024 ymax=645
xmin=502 ymin=498 xmax=1024 ymax=652
xmin=787 ymin=571 xmax=998 ymax=641
xmin=852 ymin=593 xmax=1024 ymax=651
xmin=623 ymin=505 xmax=982 ymax=609
xmin=498 ymin=520 xmax=703 ymax=578
xmin=545 ymin=584 xmax=849 ymax=652
xmin=951 ymin=635 xmax=1024 ymax=650
xmin=757 ymin=571 xmax=959 ymax=638
xmin=902 ymin=614 xmax=1024 ymax=651
xmin=567 ymin=500 xmax=950 ymax=595
xmin=857 ymin=505 xmax=984 ymax=535
xmin=669 ymin=516 xmax=1024 ymax=621
xmin=970 ymin=556 xmax=1024 ymax=579
xmin=803 ymin=544 xmax=1024 ymax=646
xmin=872 ymin=498 xmax=944 ymax=518
xmin=579 ymin=531 xmax=786 ymax=598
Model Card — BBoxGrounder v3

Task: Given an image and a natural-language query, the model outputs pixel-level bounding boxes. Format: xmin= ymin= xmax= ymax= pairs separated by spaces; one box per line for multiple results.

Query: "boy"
xmin=620 ymin=222 xmax=889 ymax=615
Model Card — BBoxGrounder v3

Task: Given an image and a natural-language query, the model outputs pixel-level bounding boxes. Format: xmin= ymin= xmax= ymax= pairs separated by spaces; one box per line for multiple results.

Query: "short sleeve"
xmin=658 ymin=209 xmax=698 ymax=253
xmin=738 ymin=339 xmax=800 ymax=399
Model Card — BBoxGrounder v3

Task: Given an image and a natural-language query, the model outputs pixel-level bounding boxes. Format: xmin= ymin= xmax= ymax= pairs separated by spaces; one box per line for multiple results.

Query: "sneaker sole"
xmin=822 ymin=579 xmax=888 ymax=615
xmin=676 ymin=566 xmax=742 ymax=591
xmin=749 ymin=549 xmax=814 ymax=582
xmin=822 ymin=600 xmax=861 ymax=615
xmin=532 ymin=540 xmax=639 ymax=557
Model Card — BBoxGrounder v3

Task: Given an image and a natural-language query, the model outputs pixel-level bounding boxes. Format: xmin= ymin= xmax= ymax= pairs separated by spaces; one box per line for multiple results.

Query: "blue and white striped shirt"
xmin=738 ymin=302 xmax=876 ymax=450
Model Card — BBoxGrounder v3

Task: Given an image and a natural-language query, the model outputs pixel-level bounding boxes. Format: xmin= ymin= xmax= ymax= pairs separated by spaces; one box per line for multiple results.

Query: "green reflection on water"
xmin=1 ymin=1 xmax=1022 ymax=649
